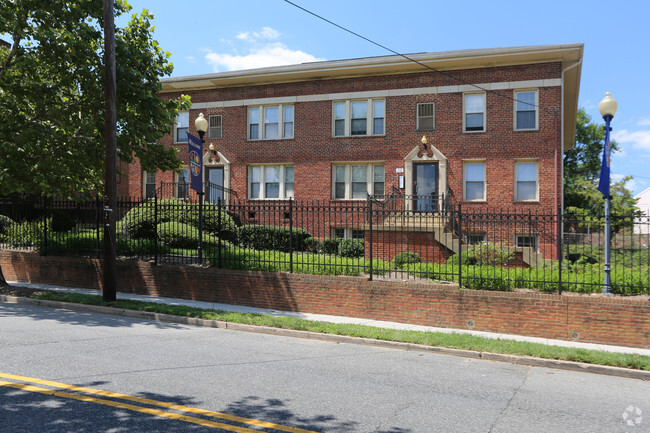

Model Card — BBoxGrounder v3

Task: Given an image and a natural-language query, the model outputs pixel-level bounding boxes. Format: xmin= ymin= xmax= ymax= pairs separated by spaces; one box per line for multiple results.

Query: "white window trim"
xmin=462 ymin=92 xmax=486 ymax=133
xmin=247 ymin=104 xmax=294 ymax=141
xmin=143 ymin=170 xmax=156 ymax=199
xmin=513 ymin=89 xmax=539 ymax=131
xmin=515 ymin=234 xmax=539 ymax=252
xmin=176 ymin=168 xmax=190 ymax=199
xmin=332 ymin=163 xmax=384 ymax=200
xmin=208 ymin=114 xmax=223 ymax=139
xmin=174 ymin=112 xmax=189 ymax=144
xmin=332 ymin=99 xmax=385 ymax=137
xmin=514 ymin=159 xmax=539 ymax=202
xmin=462 ymin=160 xmax=486 ymax=202
xmin=248 ymin=164 xmax=294 ymax=200
xmin=416 ymin=102 xmax=435 ymax=131
xmin=332 ymin=228 xmax=365 ymax=239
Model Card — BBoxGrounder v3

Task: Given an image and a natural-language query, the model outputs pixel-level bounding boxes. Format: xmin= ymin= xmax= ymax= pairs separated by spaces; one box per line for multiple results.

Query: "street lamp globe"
xmin=598 ymin=92 xmax=617 ymax=118
xmin=195 ymin=113 xmax=208 ymax=135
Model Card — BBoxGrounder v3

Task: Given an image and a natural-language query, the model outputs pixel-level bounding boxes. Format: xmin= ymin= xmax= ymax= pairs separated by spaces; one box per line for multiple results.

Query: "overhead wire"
xmin=284 ymin=0 xmax=542 ymax=111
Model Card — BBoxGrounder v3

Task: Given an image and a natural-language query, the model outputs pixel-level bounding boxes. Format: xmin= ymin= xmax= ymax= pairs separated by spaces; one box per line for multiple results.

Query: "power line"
xmin=284 ymin=0 xmax=541 ymax=110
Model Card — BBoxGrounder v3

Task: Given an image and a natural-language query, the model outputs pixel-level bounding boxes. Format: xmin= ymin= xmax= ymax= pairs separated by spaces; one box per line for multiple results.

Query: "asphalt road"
xmin=1 ymin=302 xmax=648 ymax=432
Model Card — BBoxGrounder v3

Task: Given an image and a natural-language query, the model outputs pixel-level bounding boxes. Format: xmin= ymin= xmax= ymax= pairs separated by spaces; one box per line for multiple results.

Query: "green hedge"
xmin=238 ymin=225 xmax=313 ymax=252
xmin=337 ymin=238 xmax=364 ymax=258
xmin=157 ymin=222 xmax=223 ymax=249
xmin=117 ymin=199 xmax=238 ymax=243
xmin=0 ymin=214 xmax=14 ymax=236
xmin=390 ymin=252 xmax=421 ymax=269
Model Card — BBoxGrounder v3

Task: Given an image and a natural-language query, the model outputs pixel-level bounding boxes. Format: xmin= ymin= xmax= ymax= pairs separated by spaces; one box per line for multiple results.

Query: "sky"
xmin=118 ymin=0 xmax=650 ymax=196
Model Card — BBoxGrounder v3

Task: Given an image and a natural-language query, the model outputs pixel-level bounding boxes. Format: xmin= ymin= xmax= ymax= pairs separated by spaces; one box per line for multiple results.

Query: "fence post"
xmin=42 ymin=196 xmax=48 ymax=256
xmin=458 ymin=203 xmax=462 ymax=288
xmin=154 ymin=192 xmax=158 ymax=266
xmin=368 ymin=197 xmax=373 ymax=281
xmin=289 ymin=198 xmax=293 ymax=274
xmin=217 ymin=196 xmax=222 ymax=269
xmin=557 ymin=204 xmax=563 ymax=295
xmin=96 ymin=196 xmax=101 ymax=258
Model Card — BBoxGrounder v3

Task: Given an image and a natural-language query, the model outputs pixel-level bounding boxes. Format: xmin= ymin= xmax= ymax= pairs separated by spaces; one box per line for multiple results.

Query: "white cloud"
xmin=613 ymin=129 xmax=650 ymax=150
xmin=236 ymin=27 xmax=280 ymax=42
xmin=185 ymin=56 xmax=195 ymax=63
xmin=206 ymin=43 xmax=324 ymax=72
xmin=637 ymin=118 xmax=650 ymax=126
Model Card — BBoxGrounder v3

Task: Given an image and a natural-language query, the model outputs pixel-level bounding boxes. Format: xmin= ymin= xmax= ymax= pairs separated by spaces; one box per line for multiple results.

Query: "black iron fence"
xmin=1 ymin=192 xmax=648 ymax=295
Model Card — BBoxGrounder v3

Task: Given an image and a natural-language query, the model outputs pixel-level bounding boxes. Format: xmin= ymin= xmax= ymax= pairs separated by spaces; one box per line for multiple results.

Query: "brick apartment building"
xmin=118 ymin=43 xmax=583 ymax=262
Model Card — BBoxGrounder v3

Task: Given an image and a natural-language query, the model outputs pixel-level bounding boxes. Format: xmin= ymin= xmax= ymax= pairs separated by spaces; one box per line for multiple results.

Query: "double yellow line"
xmin=0 ymin=373 xmax=318 ymax=432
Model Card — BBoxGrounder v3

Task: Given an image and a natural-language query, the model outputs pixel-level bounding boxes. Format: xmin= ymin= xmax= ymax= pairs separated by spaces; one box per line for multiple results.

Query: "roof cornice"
xmin=160 ymin=43 xmax=583 ymax=92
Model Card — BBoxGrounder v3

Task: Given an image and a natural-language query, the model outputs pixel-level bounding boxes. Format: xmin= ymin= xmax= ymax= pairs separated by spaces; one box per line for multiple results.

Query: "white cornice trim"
xmin=189 ymin=79 xmax=562 ymax=110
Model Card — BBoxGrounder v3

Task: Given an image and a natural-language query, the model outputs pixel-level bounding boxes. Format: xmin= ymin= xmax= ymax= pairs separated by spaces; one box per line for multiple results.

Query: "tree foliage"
xmin=564 ymin=108 xmax=638 ymax=218
xmin=0 ymin=0 xmax=190 ymax=198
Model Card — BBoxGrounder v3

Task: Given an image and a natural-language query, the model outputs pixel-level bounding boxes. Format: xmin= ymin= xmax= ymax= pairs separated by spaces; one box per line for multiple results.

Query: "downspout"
xmin=560 ymin=59 xmax=583 ymax=211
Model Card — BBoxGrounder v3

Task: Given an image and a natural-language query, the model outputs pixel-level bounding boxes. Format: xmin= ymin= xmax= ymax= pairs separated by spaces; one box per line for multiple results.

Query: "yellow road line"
xmin=0 ymin=381 xmax=261 ymax=432
xmin=0 ymin=373 xmax=318 ymax=433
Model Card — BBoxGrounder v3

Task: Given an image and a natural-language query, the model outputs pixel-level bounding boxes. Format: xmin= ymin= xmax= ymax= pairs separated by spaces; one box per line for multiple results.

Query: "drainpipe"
xmin=560 ymin=59 xmax=583 ymax=211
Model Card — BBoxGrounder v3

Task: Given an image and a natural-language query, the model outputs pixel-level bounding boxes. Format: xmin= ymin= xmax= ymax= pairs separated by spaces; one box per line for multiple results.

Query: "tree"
xmin=0 ymin=0 xmax=190 ymax=197
xmin=0 ymin=0 xmax=191 ymax=284
xmin=564 ymin=108 xmax=638 ymax=218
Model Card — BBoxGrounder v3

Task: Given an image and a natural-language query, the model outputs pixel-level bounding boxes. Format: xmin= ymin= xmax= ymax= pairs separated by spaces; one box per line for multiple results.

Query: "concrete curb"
xmin=2 ymin=294 xmax=649 ymax=381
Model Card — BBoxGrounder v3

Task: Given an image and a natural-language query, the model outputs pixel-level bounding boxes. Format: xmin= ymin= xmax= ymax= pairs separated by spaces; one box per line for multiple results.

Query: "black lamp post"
xmin=195 ymin=113 xmax=208 ymax=263
xmin=597 ymin=92 xmax=618 ymax=296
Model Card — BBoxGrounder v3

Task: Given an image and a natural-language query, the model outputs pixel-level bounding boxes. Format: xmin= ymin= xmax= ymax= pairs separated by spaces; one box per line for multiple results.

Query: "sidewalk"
xmin=6 ymin=281 xmax=650 ymax=357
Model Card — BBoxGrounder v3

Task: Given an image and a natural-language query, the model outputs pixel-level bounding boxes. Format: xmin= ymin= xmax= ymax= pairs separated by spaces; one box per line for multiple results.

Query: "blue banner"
xmin=187 ymin=133 xmax=203 ymax=193
xmin=597 ymin=119 xmax=611 ymax=198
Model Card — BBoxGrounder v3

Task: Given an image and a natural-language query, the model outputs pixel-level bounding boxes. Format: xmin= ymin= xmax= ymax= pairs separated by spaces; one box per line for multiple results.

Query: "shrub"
xmin=6 ymin=218 xmax=50 ymax=249
xmin=303 ymin=237 xmax=321 ymax=253
xmin=391 ymin=252 xmax=421 ymax=269
xmin=49 ymin=209 xmax=78 ymax=232
xmin=180 ymin=202 xmax=238 ymax=243
xmin=117 ymin=199 xmax=238 ymax=243
xmin=117 ymin=238 xmax=170 ymax=256
xmin=320 ymin=238 xmax=340 ymax=255
xmin=447 ymin=242 xmax=515 ymax=267
xmin=238 ymin=225 xmax=312 ymax=252
xmin=0 ymin=214 xmax=14 ymax=236
xmin=157 ymin=222 xmax=221 ymax=249
xmin=337 ymin=238 xmax=364 ymax=258
xmin=117 ymin=201 xmax=157 ymax=239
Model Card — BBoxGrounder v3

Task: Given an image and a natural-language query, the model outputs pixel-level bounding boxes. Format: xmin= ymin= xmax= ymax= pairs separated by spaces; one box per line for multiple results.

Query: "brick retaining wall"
xmin=1 ymin=251 xmax=648 ymax=349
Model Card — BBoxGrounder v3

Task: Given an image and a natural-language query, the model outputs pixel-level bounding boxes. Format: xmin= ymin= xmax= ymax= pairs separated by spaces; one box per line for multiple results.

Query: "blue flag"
xmin=187 ymin=133 xmax=203 ymax=193
xmin=597 ymin=121 xmax=611 ymax=198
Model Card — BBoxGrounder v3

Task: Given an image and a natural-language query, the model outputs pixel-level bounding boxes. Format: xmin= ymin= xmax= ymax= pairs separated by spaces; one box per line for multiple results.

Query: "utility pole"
xmin=103 ymin=0 xmax=117 ymax=302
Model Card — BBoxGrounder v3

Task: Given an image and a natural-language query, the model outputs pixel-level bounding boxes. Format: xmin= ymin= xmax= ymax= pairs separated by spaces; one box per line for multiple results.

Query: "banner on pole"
xmin=187 ymin=133 xmax=203 ymax=193
xmin=597 ymin=121 xmax=611 ymax=198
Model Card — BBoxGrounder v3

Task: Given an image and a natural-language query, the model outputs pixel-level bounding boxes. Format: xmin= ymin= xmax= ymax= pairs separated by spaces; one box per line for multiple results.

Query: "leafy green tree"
xmin=0 ymin=0 xmax=190 ymax=197
xmin=564 ymin=108 xmax=638 ymax=217
xmin=0 ymin=0 xmax=191 ymax=284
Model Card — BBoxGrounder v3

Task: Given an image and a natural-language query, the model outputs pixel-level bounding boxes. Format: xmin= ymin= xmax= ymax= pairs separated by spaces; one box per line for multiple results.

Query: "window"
xmin=144 ymin=171 xmax=156 ymax=199
xmin=417 ymin=102 xmax=435 ymax=130
xmin=175 ymin=112 xmax=189 ymax=143
xmin=463 ymin=161 xmax=485 ymax=201
xmin=249 ymin=165 xmax=294 ymax=199
xmin=463 ymin=93 xmax=485 ymax=132
xmin=515 ymin=160 xmax=538 ymax=201
xmin=333 ymin=163 xmax=384 ymax=199
xmin=516 ymin=235 xmax=538 ymax=252
xmin=208 ymin=115 xmax=222 ymax=139
xmin=248 ymin=105 xmax=294 ymax=140
xmin=176 ymin=168 xmax=189 ymax=199
xmin=333 ymin=99 xmax=385 ymax=137
xmin=333 ymin=228 xmax=365 ymax=239
xmin=515 ymin=90 xmax=538 ymax=130
xmin=465 ymin=234 xmax=486 ymax=245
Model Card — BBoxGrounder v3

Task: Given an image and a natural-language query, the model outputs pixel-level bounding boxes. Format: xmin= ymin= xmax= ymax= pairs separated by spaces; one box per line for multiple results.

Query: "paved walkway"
xmin=7 ymin=281 xmax=650 ymax=357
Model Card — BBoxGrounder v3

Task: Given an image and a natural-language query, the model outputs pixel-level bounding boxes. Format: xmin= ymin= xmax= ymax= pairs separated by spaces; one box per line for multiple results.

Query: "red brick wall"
xmin=2 ymin=251 xmax=647 ymax=349
xmin=123 ymin=62 xmax=563 ymax=214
